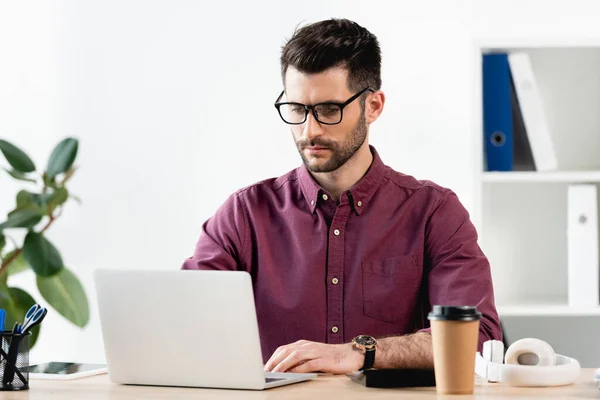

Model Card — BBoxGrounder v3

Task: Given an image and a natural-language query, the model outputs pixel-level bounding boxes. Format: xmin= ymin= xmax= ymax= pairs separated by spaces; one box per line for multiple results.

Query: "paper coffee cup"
xmin=428 ymin=305 xmax=481 ymax=395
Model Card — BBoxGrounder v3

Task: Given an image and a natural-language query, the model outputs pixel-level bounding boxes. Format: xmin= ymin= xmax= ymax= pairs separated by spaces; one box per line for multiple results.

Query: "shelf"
xmin=497 ymin=304 xmax=600 ymax=317
xmin=476 ymin=38 xmax=600 ymax=51
xmin=481 ymin=171 xmax=600 ymax=183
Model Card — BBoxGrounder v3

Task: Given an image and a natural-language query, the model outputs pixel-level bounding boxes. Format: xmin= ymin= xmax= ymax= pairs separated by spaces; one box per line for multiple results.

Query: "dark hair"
xmin=280 ymin=18 xmax=382 ymax=93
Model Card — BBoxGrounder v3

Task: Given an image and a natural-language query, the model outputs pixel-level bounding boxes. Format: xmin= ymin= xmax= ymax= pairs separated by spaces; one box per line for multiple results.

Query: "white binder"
xmin=567 ymin=184 xmax=599 ymax=308
xmin=508 ymin=52 xmax=558 ymax=171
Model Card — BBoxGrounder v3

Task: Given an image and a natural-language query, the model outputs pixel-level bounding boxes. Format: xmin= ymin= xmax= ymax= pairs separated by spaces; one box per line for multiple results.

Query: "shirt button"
xmin=331 ymin=277 xmax=339 ymax=285
xmin=333 ymin=229 xmax=340 ymax=236
xmin=357 ymin=201 xmax=362 ymax=207
xmin=322 ymin=194 xmax=328 ymax=201
xmin=331 ymin=326 xmax=339 ymax=333
xmin=310 ymin=200 xmax=314 ymax=205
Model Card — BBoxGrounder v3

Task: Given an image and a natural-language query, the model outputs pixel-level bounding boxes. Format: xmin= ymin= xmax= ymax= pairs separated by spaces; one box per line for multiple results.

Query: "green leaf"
xmin=0 ymin=206 xmax=43 ymax=230
xmin=48 ymin=188 xmax=69 ymax=210
xmin=37 ymin=267 xmax=89 ymax=327
xmin=0 ymin=232 xmax=5 ymax=254
xmin=46 ymin=138 xmax=78 ymax=180
xmin=0 ymin=139 xmax=36 ymax=173
xmin=14 ymin=189 xmax=67 ymax=217
xmin=43 ymin=172 xmax=58 ymax=189
xmin=16 ymin=190 xmax=35 ymax=208
xmin=0 ymin=285 xmax=41 ymax=347
xmin=4 ymin=168 xmax=37 ymax=183
xmin=17 ymin=190 xmax=63 ymax=212
xmin=4 ymin=250 xmax=29 ymax=276
xmin=23 ymin=232 xmax=63 ymax=277
xmin=0 ymin=250 xmax=28 ymax=287
xmin=0 ymin=259 xmax=7 ymax=286
xmin=7 ymin=287 xmax=41 ymax=347
xmin=0 ymin=284 xmax=16 ymax=319
xmin=36 ymin=193 xmax=54 ymax=207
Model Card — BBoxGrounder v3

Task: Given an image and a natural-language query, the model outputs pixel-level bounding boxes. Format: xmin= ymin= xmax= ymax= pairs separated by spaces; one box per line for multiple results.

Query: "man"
xmin=182 ymin=18 xmax=501 ymax=375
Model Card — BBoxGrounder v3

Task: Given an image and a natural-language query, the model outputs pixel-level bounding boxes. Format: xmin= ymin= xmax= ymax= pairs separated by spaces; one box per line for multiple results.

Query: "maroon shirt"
xmin=182 ymin=146 xmax=501 ymax=362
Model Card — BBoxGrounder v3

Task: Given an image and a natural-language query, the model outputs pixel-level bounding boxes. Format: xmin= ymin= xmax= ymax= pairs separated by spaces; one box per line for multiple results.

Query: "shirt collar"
xmin=297 ymin=145 xmax=388 ymax=215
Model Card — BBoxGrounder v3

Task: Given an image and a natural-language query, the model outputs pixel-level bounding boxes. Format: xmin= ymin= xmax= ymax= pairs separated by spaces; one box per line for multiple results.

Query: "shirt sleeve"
xmin=418 ymin=189 xmax=502 ymax=352
xmin=181 ymin=192 xmax=250 ymax=271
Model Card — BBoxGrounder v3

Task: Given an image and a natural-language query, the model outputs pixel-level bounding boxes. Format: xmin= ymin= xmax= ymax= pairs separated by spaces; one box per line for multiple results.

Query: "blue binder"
xmin=482 ymin=53 xmax=513 ymax=171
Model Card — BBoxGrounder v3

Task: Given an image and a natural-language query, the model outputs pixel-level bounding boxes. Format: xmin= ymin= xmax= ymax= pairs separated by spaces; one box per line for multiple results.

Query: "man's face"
xmin=284 ymin=66 xmax=368 ymax=173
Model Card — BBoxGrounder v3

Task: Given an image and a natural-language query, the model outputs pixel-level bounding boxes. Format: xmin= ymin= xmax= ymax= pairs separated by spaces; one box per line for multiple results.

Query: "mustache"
xmin=297 ymin=139 xmax=336 ymax=149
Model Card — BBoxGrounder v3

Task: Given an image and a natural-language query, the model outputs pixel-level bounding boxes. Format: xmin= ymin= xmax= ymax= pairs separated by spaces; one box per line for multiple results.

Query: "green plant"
xmin=0 ymin=137 xmax=89 ymax=347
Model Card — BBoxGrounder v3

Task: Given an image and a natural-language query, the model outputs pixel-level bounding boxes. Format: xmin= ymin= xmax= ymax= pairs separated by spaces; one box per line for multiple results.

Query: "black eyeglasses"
xmin=274 ymin=87 xmax=374 ymax=125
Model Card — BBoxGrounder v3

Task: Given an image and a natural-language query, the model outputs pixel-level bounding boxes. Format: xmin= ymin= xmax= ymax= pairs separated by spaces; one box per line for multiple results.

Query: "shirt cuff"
xmin=416 ymin=327 xmax=432 ymax=335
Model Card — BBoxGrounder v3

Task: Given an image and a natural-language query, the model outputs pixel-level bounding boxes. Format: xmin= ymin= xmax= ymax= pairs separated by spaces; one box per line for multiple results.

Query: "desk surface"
xmin=3 ymin=368 xmax=598 ymax=399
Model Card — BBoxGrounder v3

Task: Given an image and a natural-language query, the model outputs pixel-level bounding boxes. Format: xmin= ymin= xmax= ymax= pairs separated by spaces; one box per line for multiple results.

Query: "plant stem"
xmin=40 ymin=209 xmax=59 ymax=234
xmin=0 ymin=248 xmax=22 ymax=277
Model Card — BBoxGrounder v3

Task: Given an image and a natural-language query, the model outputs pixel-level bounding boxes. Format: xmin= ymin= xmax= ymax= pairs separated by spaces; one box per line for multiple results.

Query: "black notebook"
xmin=349 ymin=368 xmax=436 ymax=388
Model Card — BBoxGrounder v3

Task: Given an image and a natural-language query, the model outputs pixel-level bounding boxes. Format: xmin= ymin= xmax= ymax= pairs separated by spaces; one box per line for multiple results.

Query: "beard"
xmin=295 ymin=110 xmax=367 ymax=173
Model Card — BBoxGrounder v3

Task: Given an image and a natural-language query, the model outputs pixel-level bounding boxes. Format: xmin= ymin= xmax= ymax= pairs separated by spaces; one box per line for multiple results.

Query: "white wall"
xmin=1 ymin=0 xmax=600 ymax=364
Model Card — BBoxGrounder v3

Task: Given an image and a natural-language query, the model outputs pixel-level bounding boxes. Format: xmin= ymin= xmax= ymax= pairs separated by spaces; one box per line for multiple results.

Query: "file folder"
xmin=511 ymin=76 xmax=536 ymax=171
xmin=567 ymin=184 xmax=599 ymax=308
xmin=483 ymin=53 xmax=513 ymax=171
xmin=508 ymin=52 xmax=558 ymax=171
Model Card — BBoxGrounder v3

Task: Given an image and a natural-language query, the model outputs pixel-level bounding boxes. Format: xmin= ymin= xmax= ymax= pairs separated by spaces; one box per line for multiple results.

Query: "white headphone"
xmin=475 ymin=338 xmax=581 ymax=387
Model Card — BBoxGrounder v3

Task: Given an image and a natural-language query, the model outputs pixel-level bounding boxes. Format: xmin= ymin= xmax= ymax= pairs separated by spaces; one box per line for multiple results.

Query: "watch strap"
xmin=361 ymin=347 xmax=376 ymax=370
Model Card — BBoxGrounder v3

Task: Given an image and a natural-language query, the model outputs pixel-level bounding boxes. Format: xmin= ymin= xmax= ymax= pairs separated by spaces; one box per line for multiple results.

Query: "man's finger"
xmin=264 ymin=345 xmax=293 ymax=372
xmin=271 ymin=349 xmax=316 ymax=373
xmin=289 ymin=358 xmax=323 ymax=373
xmin=264 ymin=341 xmax=318 ymax=371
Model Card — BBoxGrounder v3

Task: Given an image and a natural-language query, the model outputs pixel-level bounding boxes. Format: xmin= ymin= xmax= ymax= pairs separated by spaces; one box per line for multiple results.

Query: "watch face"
xmin=355 ymin=335 xmax=377 ymax=347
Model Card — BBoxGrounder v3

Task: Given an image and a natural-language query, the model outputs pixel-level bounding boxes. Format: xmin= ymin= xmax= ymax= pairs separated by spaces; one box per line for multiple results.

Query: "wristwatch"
xmin=352 ymin=335 xmax=377 ymax=370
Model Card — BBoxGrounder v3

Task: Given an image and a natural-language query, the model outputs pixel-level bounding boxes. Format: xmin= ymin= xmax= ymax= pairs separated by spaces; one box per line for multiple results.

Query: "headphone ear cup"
xmin=504 ymin=338 xmax=556 ymax=366
xmin=483 ymin=340 xmax=504 ymax=363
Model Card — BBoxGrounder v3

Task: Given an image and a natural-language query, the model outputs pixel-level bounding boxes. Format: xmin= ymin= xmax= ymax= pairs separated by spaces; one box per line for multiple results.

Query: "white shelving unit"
xmin=497 ymin=304 xmax=600 ymax=317
xmin=482 ymin=171 xmax=600 ymax=184
xmin=472 ymin=40 xmax=600 ymax=318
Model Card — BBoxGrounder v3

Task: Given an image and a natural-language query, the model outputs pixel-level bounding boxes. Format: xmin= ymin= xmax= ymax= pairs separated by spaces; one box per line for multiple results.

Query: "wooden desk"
xmin=3 ymin=369 xmax=597 ymax=399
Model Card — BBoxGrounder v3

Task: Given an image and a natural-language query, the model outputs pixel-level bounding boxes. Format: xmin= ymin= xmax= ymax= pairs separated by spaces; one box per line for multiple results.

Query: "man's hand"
xmin=263 ymin=340 xmax=364 ymax=374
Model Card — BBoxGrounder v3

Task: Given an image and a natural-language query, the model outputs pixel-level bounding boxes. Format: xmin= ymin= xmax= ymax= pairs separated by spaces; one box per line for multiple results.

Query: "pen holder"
xmin=0 ymin=331 xmax=30 ymax=391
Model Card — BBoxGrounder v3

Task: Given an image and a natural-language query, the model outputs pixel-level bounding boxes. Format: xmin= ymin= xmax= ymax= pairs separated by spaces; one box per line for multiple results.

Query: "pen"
xmin=0 ymin=309 xmax=4 ymax=363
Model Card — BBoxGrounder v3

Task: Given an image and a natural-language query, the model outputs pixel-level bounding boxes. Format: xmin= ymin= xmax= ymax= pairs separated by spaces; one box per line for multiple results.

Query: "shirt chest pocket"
xmin=362 ymin=255 xmax=422 ymax=323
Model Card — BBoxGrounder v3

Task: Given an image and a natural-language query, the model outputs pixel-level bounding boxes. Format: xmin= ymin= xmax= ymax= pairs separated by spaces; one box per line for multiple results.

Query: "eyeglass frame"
xmin=273 ymin=87 xmax=375 ymax=125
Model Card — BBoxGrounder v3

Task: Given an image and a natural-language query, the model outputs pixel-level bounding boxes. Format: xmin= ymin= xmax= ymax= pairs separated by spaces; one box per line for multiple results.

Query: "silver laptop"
xmin=94 ymin=269 xmax=317 ymax=390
